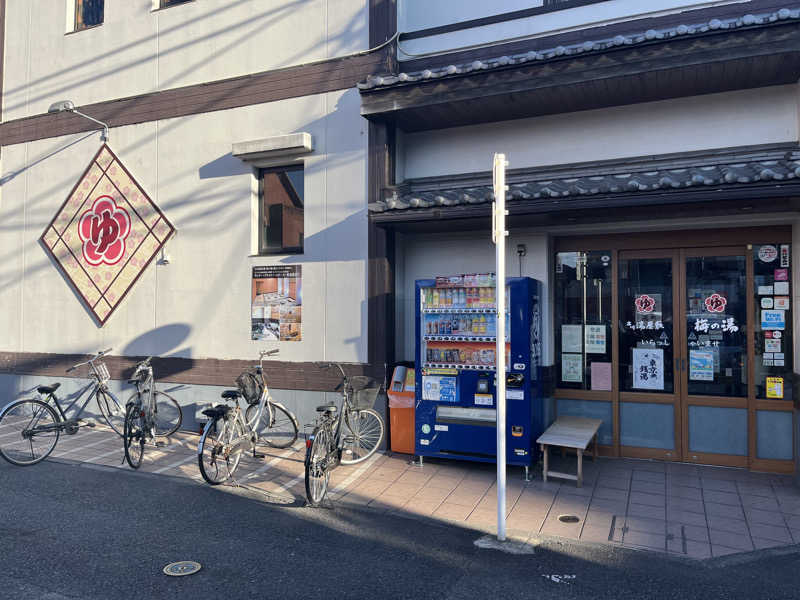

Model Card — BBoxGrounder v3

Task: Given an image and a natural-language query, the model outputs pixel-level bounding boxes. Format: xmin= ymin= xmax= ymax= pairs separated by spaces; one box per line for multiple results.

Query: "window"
xmin=554 ymin=251 xmax=612 ymax=390
xmin=259 ymin=166 xmax=304 ymax=254
xmin=753 ymin=243 xmax=793 ymax=402
xmin=160 ymin=0 xmax=193 ymax=7
xmin=75 ymin=0 xmax=103 ymax=31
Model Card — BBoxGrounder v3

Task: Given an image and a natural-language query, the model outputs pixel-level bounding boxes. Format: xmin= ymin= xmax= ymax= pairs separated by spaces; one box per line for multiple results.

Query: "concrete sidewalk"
xmin=24 ymin=425 xmax=800 ymax=560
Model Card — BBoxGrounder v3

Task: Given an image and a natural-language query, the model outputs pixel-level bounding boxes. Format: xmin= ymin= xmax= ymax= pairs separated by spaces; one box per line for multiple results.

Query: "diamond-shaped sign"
xmin=40 ymin=145 xmax=175 ymax=325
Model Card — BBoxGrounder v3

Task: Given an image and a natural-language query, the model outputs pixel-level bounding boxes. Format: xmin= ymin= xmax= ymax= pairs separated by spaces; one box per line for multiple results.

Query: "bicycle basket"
xmin=95 ymin=362 xmax=111 ymax=384
xmin=236 ymin=371 xmax=262 ymax=406
xmin=351 ymin=386 xmax=381 ymax=410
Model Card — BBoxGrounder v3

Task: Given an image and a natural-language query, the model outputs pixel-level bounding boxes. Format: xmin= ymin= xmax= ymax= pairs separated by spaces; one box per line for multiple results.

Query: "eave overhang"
xmin=359 ymin=9 xmax=800 ymax=131
xmin=370 ymin=144 xmax=800 ymax=231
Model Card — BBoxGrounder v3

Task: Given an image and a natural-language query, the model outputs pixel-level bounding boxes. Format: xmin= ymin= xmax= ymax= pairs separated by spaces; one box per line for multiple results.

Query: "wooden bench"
xmin=536 ymin=416 xmax=603 ymax=488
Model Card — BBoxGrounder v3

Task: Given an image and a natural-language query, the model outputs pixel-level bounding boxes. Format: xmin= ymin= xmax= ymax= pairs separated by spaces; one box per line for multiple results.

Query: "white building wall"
xmin=3 ymin=0 xmax=368 ymax=122
xmin=0 ymin=87 xmax=368 ymax=363
xmin=400 ymin=85 xmax=799 ymax=180
xmin=395 ymin=231 xmax=551 ymax=364
xmin=398 ymin=0 xmax=746 ymax=59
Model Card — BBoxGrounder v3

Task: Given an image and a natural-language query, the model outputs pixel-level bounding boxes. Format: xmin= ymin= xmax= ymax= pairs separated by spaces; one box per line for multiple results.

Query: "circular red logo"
xmin=704 ymin=293 xmax=727 ymax=313
xmin=78 ymin=195 xmax=131 ymax=266
xmin=635 ymin=294 xmax=656 ymax=313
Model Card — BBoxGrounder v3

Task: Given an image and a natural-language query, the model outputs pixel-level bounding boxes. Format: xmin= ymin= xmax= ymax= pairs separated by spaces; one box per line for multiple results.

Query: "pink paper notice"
xmin=591 ymin=362 xmax=612 ymax=391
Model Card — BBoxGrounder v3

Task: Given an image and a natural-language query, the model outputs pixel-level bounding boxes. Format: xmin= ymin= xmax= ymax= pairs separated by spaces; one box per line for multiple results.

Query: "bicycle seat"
xmin=316 ymin=404 xmax=337 ymax=413
xmin=202 ymin=405 xmax=233 ymax=419
xmin=221 ymin=390 xmax=241 ymax=400
xmin=37 ymin=383 xmax=61 ymax=395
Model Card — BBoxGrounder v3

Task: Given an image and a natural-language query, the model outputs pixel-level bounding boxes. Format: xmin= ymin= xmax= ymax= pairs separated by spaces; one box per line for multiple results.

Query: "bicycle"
xmin=123 ymin=357 xmax=183 ymax=468
xmin=197 ymin=349 xmax=300 ymax=485
xmin=0 ymin=349 xmax=121 ymax=465
xmin=0 ymin=349 xmax=182 ymax=467
xmin=304 ymin=364 xmax=385 ymax=506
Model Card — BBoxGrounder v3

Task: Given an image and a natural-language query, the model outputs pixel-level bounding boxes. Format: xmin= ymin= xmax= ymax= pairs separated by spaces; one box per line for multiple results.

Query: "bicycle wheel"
xmin=123 ymin=403 xmax=145 ymax=469
xmin=153 ymin=391 xmax=182 ymax=437
xmin=0 ymin=399 xmax=61 ymax=466
xmin=305 ymin=426 xmax=331 ymax=506
xmin=96 ymin=390 xmax=125 ymax=436
xmin=340 ymin=408 xmax=385 ymax=465
xmin=197 ymin=417 xmax=244 ymax=485
xmin=246 ymin=403 xmax=298 ymax=449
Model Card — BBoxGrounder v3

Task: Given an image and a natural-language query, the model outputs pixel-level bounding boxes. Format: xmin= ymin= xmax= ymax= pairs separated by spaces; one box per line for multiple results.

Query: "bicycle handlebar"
xmin=66 ymin=348 xmax=114 ymax=373
xmin=259 ymin=349 xmax=279 ymax=358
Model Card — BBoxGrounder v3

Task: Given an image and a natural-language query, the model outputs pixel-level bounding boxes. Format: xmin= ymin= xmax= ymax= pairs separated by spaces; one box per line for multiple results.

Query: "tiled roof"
xmin=359 ymin=7 xmax=800 ymax=91
xmin=369 ymin=148 xmax=800 ymax=213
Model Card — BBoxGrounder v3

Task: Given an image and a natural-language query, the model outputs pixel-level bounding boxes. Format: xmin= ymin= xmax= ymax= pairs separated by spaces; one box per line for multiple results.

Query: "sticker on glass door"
xmin=632 ymin=348 xmax=664 ymax=390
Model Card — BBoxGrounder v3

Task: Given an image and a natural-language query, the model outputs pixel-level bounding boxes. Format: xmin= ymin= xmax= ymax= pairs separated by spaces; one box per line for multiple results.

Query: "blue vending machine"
xmin=414 ymin=274 xmax=543 ymax=475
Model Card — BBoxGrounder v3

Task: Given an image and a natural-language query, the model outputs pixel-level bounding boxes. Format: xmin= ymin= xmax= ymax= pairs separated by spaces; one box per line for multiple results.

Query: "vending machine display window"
xmin=554 ymin=251 xmax=613 ymax=390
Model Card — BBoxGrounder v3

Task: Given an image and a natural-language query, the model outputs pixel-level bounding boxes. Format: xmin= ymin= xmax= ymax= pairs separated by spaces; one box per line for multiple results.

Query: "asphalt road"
xmin=2 ymin=458 xmax=800 ymax=600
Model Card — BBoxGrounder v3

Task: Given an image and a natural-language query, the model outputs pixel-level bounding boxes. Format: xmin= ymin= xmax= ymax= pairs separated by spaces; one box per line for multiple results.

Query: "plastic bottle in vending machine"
xmin=432 ymin=289 xmax=439 ymax=308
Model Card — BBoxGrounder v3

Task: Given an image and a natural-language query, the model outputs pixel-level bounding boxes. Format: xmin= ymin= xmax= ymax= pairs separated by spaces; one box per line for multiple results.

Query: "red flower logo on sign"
xmin=704 ymin=293 xmax=727 ymax=313
xmin=635 ymin=294 xmax=656 ymax=313
xmin=78 ymin=195 xmax=131 ymax=266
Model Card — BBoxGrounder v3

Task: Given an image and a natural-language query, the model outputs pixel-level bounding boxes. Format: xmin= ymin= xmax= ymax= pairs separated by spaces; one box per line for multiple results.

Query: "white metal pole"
xmin=493 ymin=153 xmax=508 ymax=542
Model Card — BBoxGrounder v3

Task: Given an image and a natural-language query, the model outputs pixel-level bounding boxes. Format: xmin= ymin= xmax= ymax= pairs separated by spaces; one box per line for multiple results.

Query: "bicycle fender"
xmin=270 ymin=401 xmax=300 ymax=427
xmin=0 ymin=399 xmax=36 ymax=420
xmin=197 ymin=419 xmax=218 ymax=455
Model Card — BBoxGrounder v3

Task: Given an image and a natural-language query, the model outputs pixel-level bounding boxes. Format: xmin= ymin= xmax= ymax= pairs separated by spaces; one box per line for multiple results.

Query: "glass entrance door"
xmin=680 ymin=248 xmax=748 ymax=467
xmin=618 ymin=250 xmax=681 ymax=460
xmin=617 ymin=247 xmax=749 ymax=465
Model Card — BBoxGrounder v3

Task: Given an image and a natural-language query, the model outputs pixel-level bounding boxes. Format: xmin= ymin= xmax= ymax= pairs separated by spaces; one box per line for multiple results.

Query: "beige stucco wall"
xmin=3 ymin=0 xmax=368 ymax=122
xmin=0 ymin=87 xmax=369 ymax=363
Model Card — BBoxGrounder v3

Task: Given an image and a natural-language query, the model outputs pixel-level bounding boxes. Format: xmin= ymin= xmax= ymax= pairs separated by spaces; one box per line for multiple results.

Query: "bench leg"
xmin=541 ymin=443 xmax=548 ymax=483
xmin=577 ymin=449 xmax=583 ymax=488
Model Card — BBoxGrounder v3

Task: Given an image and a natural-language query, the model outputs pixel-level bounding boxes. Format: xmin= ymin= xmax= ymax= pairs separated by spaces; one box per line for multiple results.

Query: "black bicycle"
xmin=304 ymin=364 xmax=384 ymax=506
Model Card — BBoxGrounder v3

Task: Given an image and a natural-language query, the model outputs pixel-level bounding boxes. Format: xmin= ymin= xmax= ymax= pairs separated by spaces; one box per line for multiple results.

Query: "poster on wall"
xmin=251 ymin=266 xmax=302 ymax=341
xmin=689 ymin=350 xmax=714 ymax=381
xmin=38 ymin=145 xmax=176 ymax=325
xmin=766 ymin=377 xmax=784 ymax=399
xmin=590 ymin=362 xmax=612 ymax=391
xmin=561 ymin=325 xmax=583 ymax=354
xmin=561 ymin=353 xmax=583 ymax=383
xmin=585 ymin=325 xmax=607 ymax=354
xmin=632 ymin=348 xmax=664 ymax=390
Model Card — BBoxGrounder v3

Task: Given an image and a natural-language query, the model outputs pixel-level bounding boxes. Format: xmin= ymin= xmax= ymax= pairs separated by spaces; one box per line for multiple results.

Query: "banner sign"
xmin=40 ymin=145 xmax=175 ymax=325
xmin=251 ymin=265 xmax=302 ymax=341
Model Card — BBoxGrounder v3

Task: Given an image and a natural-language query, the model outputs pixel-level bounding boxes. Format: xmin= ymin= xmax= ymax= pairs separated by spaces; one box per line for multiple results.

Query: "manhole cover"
xmin=163 ymin=561 xmax=202 ymax=577
xmin=558 ymin=514 xmax=580 ymax=523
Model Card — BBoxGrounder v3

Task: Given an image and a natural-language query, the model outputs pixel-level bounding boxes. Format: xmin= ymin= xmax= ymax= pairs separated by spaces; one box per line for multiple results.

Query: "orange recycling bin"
xmin=387 ymin=365 xmax=415 ymax=455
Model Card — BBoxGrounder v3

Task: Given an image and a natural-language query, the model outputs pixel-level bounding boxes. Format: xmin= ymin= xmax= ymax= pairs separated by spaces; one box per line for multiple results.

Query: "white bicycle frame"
xmin=197 ymin=349 xmax=290 ymax=458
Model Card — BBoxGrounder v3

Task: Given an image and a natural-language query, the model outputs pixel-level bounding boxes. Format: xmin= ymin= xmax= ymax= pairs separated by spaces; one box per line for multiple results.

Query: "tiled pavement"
xmin=11 ymin=426 xmax=800 ymax=560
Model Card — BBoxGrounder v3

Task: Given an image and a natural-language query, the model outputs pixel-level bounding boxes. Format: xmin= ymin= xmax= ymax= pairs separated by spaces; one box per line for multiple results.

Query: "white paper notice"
xmin=774 ymin=281 xmax=790 ymax=295
xmin=632 ymin=348 xmax=664 ymax=391
xmin=562 ymin=353 xmax=583 ymax=383
xmin=584 ymin=324 xmax=607 ymax=354
xmin=758 ymin=286 xmax=774 ymax=295
xmin=562 ymin=325 xmax=583 ymax=354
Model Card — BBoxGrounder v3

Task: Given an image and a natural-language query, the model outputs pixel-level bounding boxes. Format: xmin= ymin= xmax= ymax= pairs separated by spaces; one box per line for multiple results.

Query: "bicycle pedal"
xmin=253 ymin=451 xmax=265 ymax=459
xmin=155 ymin=440 xmax=166 ymax=448
xmin=80 ymin=418 xmax=97 ymax=428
